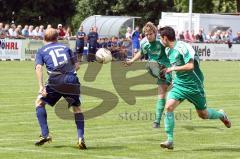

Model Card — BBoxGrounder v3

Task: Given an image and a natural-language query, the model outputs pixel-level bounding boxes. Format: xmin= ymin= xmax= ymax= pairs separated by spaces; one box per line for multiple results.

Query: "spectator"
xmin=28 ymin=25 xmax=34 ymax=37
xmin=226 ymin=29 xmax=233 ymax=43
xmin=64 ymin=26 xmax=72 ymax=40
xmin=38 ymin=25 xmax=45 ymax=38
xmin=47 ymin=24 xmax=52 ymax=29
xmin=0 ymin=23 xmax=4 ymax=38
xmin=125 ymin=27 xmax=132 ymax=40
xmin=195 ymin=29 xmax=204 ymax=42
xmin=3 ymin=24 xmax=10 ymax=37
xmin=109 ymin=36 xmax=121 ymax=60
xmin=33 ymin=26 xmax=40 ymax=38
xmin=179 ymin=31 xmax=185 ymax=40
xmin=121 ymin=38 xmax=132 ymax=60
xmin=233 ymin=32 xmax=240 ymax=43
xmin=184 ymin=30 xmax=191 ymax=42
xmin=9 ymin=24 xmax=16 ymax=37
xmin=200 ymin=28 xmax=207 ymax=42
xmin=22 ymin=25 xmax=29 ymax=37
xmin=57 ymin=24 xmax=65 ymax=37
xmin=212 ymin=30 xmax=221 ymax=43
xmin=190 ymin=30 xmax=196 ymax=42
xmin=206 ymin=31 xmax=214 ymax=42
xmin=98 ymin=38 xmax=105 ymax=48
xmin=15 ymin=27 xmax=25 ymax=39
xmin=220 ymin=31 xmax=228 ymax=42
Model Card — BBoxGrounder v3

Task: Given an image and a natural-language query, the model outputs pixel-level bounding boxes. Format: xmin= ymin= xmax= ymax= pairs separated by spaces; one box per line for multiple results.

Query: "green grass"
xmin=0 ymin=61 xmax=240 ymax=159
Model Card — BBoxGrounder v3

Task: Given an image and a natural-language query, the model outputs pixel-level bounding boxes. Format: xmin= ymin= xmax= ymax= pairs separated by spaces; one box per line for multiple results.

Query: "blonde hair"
xmin=44 ymin=28 xmax=58 ymax=42
xmin=143 ymin=22 xmax=157 ymax=35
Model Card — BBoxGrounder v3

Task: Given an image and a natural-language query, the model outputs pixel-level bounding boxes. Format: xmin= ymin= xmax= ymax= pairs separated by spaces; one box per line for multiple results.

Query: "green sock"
xmin=155 ymin=99 xmax=165 ymax=124
xmin=164 ymin=112 xmax=174 ymax=142
xmin=207 ymin=108 xmax=223 ymax=119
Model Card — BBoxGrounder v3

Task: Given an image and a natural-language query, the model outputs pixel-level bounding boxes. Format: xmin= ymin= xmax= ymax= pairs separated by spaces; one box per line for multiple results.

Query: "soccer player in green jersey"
xmin=159 ymin=26 xmax=231 ymax=149
xmin=125 ymin=22 xmax=172 ymax=128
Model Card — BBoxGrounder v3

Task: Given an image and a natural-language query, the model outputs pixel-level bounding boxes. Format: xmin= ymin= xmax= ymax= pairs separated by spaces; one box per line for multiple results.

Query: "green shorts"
xmin=167 ymin=85 xmax=207 ymax=110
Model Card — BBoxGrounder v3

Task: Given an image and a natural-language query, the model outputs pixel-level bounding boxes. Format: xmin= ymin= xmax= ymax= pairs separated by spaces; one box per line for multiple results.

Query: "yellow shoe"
xmin=35 ymin=135 xmax=52 ymax=146
xmin=77 ymin=138 xmax=87 ymax=150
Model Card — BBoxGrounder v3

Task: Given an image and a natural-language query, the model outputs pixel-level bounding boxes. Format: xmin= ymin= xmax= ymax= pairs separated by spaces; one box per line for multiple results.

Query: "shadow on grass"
xmin=190 ymin=147 xmax=240 ymax=152
xmin=182 ymin=125 xmax=223 ymax=131
xmin=88 ymin=145 xmax=125 ymax=150
xmin=52 ymin=145 xmax=126 ymax=150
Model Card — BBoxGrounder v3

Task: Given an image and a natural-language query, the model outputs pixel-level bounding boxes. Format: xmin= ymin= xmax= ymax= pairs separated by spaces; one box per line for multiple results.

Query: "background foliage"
xmin=0 ymin=0 xmax=239 ymax=29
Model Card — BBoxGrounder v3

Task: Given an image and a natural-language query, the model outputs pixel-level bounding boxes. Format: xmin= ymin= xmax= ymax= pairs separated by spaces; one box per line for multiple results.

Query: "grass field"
xmin=0 ymin=61 xmax=239 ymax=159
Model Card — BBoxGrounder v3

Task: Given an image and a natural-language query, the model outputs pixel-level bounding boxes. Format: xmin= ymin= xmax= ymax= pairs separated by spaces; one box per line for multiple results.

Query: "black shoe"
xmin=77 ymin=138 xmax=87 ymax=150
xmin=152 ymin=121 xmax=160 ymax=128
xmin=35 ymin=135 xmax=52 ymax=146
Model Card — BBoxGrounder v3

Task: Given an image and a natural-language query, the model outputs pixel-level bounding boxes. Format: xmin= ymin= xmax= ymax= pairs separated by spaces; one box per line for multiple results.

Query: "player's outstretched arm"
xmin=165 ymin=59 xmax=194 ymax=73
xmin=123 ymin=51 xmax=142 ymax=66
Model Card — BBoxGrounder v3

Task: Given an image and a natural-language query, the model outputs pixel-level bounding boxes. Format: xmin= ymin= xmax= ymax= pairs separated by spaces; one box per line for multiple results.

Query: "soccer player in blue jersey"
xmin=132 ymin=26 xmax=141 ymax=57
xmin=87 ymin=26 xmax=98 ymax=62
xmin=76 ymin=25 xmax=86 ymax=62
xmin=159 ymin=26 xmax=231 ymax=149
xmin=34 ymin=28 xmax=86 ymax=149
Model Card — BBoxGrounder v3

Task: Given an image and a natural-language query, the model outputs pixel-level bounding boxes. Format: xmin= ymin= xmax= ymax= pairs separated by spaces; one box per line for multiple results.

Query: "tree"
xmin=72 ymin=0 xmax=118 ymax=30
xmin=212 ymin=0 xmax=236 ymax=13
xmin=174 ymin=0 xmax=214 ymax=13
xmin=237 ymin=0 xmax=240 ymax=12
xmin=174 ymin=0 xmax=236 ymax=13
xmin=72 ymin=0 xmax=176 ymax=29
xmin=0 ymin=0 xmax=76 ymax=27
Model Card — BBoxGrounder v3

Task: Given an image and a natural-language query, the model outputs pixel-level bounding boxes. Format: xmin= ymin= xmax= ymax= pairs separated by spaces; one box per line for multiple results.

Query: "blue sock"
xmin=36 ymin=106 xmax=49 ymax=138
xmin=75 ymin=113 xmax=84 ymax=139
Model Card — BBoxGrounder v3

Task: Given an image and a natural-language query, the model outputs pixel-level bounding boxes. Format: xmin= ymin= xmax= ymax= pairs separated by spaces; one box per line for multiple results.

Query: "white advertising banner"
xmin=23 ymin=39 xmax=75 ymax=60
xmin=0 ymin=39 xmax=22 ymax=59
xmin=1 ymin=39 xmax=240 ymax=61
xmin=192 ymin=43 xmax=240 ymax=60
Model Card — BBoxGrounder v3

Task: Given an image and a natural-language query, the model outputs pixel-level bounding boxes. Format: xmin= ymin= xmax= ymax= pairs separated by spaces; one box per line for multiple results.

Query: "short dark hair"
xmin=159 ymin=26 xmax=176 ymax=41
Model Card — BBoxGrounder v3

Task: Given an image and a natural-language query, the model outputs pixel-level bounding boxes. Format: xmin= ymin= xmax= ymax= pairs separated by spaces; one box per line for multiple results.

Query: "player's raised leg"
xmin=196 ymin=108 xmax=231 ymax=128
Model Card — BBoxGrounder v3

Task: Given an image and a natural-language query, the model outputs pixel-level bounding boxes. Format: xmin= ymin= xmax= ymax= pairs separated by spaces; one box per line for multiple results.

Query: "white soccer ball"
xmin=95 ymin=48 xmax=112 ymax=64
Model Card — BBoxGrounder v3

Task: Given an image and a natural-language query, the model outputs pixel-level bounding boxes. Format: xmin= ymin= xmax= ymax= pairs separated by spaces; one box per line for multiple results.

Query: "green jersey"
xmin=165 ymin=41 xmax=204 ymax=92
xmin=140 ymin=38 xmax=170 ymax=67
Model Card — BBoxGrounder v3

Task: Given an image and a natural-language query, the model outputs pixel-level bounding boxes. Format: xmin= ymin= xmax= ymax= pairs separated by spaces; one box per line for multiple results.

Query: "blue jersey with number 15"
xmin=35 ymin=42 xmax=77 ymax=74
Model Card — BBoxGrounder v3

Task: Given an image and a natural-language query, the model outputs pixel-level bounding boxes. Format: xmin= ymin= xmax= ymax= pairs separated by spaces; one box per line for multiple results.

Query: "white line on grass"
xmin=0 ymin=147 xmax=135 ymax=159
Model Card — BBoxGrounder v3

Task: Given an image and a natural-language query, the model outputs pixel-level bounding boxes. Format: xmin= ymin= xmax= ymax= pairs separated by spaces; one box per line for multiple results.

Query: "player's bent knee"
xmin=198 ymin=112 xmax=208 ymax=119
xmin=165 ymin=105 xmax=174 ymax=112
xmin=35 ymin=99 xmax=45 ymax=107
xmin=73 ymin=106 xmax=82 ymax=113
xmin=158 ymin=93 xmax=166 ymax=99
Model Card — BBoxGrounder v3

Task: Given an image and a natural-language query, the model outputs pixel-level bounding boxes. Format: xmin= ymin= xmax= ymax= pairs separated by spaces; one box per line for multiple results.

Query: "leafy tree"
xmin=237 ymin=0 xmax=240 ymax=12
xmin=0 ymin=0 xmax=76 ymax=27
xmin=174 ymin=0 xmax=236 ymax=13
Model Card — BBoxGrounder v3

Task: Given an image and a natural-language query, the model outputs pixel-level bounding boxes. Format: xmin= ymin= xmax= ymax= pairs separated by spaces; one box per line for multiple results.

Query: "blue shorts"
xmin=132 ymin=41 xmax=140 ymax=50
xmin=88 ymin=45 xmax=97 ymax=54
xmin=40 ymin=74 xmax=81 ymax=107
